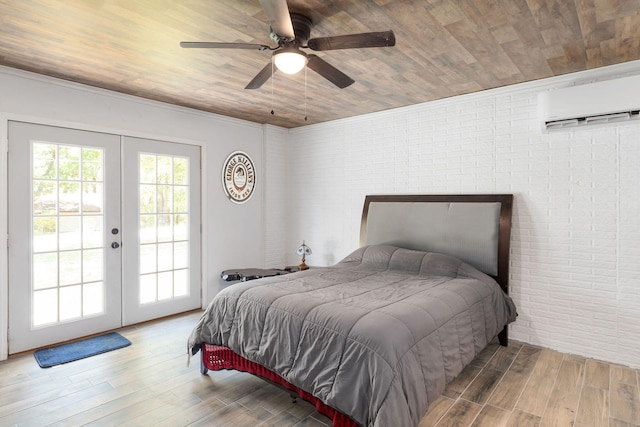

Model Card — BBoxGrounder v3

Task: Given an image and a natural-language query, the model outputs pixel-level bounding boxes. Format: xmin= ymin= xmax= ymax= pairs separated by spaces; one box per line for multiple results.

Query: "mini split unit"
xmin=538 ymin=74 xmax=640 ymax=130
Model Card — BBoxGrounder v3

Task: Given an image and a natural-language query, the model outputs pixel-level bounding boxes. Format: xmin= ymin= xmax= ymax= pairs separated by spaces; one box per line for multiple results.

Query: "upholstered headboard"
xmin=360 ymin=194 xmax=513 ymax=293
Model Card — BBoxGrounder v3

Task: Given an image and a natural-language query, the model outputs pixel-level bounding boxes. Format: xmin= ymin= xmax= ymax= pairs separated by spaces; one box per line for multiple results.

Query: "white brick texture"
xmin=264 ymin=69 xmax=640 ymax=368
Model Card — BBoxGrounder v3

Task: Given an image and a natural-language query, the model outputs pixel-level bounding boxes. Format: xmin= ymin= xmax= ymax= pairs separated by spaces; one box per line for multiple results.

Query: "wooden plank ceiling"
xmin=1 ymin=1 xmax=639 ymax=128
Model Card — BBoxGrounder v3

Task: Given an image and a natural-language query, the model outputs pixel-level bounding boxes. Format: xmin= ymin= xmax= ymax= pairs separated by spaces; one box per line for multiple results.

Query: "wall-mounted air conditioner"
xmin=538 ymin=74 xmax=640 ymax=130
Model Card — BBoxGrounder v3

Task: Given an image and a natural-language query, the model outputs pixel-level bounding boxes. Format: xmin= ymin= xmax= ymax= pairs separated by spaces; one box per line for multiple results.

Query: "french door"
xmin=121 ymin=136 xmax=201 ymax=325
xmin=7 ymin=122 xmax=201 ymax=353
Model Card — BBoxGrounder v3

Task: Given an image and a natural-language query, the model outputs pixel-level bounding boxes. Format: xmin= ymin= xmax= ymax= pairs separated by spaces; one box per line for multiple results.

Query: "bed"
xmin=188 ymin=194 xmax=517 ymax=427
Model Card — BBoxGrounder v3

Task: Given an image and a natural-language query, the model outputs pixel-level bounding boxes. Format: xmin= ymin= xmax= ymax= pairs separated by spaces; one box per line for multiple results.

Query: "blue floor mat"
xmin=34 ymin=332 xmax=131 ymax=368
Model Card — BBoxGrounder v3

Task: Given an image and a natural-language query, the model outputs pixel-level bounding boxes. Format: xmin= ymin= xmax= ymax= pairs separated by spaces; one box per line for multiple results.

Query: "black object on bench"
xmin=221 ymin=267 xmax=298 ymax=282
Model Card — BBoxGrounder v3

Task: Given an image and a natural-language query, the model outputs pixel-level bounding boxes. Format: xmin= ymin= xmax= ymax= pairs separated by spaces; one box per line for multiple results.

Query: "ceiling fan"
xmin=180 ymin=0 xmax=396 ymax=90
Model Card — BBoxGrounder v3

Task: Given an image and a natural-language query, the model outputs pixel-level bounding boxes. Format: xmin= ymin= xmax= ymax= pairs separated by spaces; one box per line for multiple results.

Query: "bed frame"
xmin=360 ymin=194 xmax=513 ymax=345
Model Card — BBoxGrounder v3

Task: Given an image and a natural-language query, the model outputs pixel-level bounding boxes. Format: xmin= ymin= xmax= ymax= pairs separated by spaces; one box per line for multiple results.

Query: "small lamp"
xmin=296 ymin=240 xmax=312 ymax=270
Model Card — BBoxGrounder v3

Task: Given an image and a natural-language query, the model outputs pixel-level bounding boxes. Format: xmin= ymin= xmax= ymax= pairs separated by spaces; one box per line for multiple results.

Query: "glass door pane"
xmin=32 ymin=143 xmax=106 ymax=327
xmin=138 ymin=153 xmax=191 ymax=304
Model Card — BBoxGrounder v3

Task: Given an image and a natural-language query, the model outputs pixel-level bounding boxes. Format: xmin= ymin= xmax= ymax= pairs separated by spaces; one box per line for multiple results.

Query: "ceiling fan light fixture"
xmin=273 ymin=48 xmax=308 ymax=74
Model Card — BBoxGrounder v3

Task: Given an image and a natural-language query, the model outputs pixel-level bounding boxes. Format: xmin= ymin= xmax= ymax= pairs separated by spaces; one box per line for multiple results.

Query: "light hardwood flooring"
xmin=0 ymin=311 xmax=638 ymax=427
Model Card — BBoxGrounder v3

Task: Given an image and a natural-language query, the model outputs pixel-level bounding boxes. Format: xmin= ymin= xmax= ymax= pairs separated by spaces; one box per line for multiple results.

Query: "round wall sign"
xmin=222 ymin=151 xmax=256 ymax=204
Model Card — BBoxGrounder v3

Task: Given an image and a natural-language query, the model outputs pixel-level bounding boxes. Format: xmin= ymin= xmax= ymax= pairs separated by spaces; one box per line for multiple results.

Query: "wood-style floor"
xmin=1 ymin=311 xmax=638 ymax=427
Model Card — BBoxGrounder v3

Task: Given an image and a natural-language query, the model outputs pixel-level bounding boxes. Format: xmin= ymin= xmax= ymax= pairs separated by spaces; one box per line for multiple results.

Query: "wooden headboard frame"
xmin=360 ymin=194 xmax=514 ymax=345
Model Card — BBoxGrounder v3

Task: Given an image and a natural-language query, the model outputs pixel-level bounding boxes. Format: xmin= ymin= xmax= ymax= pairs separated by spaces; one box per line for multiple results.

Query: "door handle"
xmin=111 ymin=242 xmax=120 ymax=249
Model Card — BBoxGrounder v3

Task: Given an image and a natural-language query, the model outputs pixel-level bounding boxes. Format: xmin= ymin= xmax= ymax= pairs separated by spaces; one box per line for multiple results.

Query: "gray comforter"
xmin=188 ymin=245 xmax=517 ymax=426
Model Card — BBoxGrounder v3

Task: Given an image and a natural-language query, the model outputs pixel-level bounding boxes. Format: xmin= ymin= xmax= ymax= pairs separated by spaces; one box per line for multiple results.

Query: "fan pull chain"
xmin=270 ymin=58 xmax=275 ymax=115
xmin=304 ymin=66 xmax=308 ymax=121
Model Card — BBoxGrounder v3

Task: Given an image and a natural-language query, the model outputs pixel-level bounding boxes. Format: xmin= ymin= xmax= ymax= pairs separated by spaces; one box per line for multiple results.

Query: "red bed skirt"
xmin=201 ymin=344 xmax=359 ymax=427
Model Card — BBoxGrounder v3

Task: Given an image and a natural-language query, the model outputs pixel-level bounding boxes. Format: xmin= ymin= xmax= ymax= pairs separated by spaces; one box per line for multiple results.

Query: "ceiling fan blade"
xmin=245 ymin=62 xmax=274 ymax=89
xmin=307 ymin=55 xmax=355 ymax=89
xmin=307 ymin=30 xmax=396 ymax=51
xmin=259 ymin=0 xmax=295 ymax=40
xmin=180 ymin=42 xmax=270 ymax=51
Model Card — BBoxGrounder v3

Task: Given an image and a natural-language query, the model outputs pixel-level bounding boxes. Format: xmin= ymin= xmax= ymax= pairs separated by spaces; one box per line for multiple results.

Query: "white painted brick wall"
xmin=267 ymin=65 xmax=640 ymax=368
xmin=262 ymin=125 xmax=289 ymax=268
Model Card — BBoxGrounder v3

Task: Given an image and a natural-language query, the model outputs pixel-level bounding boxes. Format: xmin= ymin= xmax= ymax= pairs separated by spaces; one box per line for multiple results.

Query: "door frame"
xmin=0 ymin=114 xmax=208 ymax=360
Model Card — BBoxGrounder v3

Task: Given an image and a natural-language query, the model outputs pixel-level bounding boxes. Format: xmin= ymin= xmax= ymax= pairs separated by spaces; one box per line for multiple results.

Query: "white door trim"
xmin=0 ymin=114 xmax=208 ymax=360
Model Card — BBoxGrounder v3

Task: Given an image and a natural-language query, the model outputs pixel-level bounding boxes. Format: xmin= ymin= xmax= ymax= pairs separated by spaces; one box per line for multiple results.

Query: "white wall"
xmin=282 ymin=61 xmax=640 ymax=368
xmin=0 ymin=66 xmax=272 ymax=360
xmin=262 ymin=125 xmax=290 ymax=268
